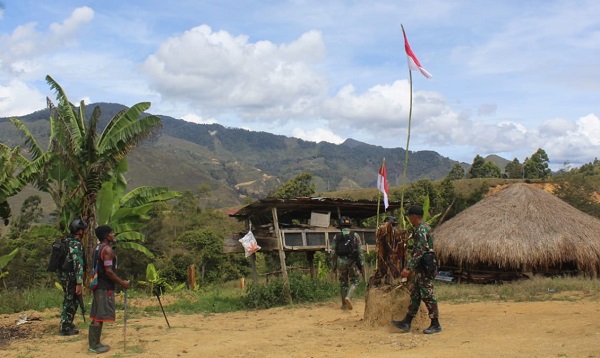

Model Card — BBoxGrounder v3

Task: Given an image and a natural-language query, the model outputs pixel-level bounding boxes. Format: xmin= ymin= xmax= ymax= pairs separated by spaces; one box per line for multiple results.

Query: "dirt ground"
xmin=1 ymin=294 xmax=599 ymax=358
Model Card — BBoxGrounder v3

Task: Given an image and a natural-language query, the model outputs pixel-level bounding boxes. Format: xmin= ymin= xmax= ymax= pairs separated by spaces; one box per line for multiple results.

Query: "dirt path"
xmin=1 ymin=297 xmax=599 ymax=357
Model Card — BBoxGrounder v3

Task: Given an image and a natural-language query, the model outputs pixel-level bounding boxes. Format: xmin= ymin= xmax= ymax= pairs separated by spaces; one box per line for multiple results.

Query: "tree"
xmin=523 ymin=148 xmax=551 ymax=179
xmin=446 ymin=163 xmax=465 ymax=180
xmin=176 ymin=229 xmax=225 ymax=282
xmin=467 ymin=155 xmax=486 ymax=178
xmin=12 ymin=75 xmax=162 ymax=265
xmin=272 ymin=172 xmax=315 ymax=198
xmin=505 ymin=158 xmax=523 ymax=179
xmin=481 ymin=161 xmax=502 ymax=178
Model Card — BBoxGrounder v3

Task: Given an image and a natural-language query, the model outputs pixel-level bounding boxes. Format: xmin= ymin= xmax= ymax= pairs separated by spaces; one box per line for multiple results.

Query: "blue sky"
xmin=1 ymin=1 xmax=599 ymax=170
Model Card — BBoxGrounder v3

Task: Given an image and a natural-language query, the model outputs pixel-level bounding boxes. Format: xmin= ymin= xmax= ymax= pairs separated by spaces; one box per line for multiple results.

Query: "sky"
xmin=1 ymin=1 xmax=599 ymax=170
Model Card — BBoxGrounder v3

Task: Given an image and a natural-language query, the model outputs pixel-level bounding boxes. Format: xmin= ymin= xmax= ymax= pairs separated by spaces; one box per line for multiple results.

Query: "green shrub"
xmin=242 ymin=273 xmax=338 ymax=309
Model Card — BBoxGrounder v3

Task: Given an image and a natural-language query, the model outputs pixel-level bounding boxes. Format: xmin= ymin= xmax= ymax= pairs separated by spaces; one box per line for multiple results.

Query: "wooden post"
xmin=307 ymin=251 xmax=315 ymax=279
xmin=188 ymin=264 xmax=196 ymax=290
xmin=240 ymin=277 xmax=245 ymax=289
xmin=272 ymin=207 xmax=292 ymax=304
xmin=249 ymin=252 xmax=259 ymax=283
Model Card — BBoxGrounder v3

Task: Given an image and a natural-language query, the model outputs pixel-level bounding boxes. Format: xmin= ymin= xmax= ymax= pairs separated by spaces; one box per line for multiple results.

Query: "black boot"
xmin=391 ymin=314 xmax=413 ymax=332
xmin=423 ymin=318 xmax=442 ymax=334
xmin=96 ymin=324 xmax=110 ymax=352
xmin=89 ymin=325 xmax=110 ymax=353
xmin=59 ymin=322 xmax=79 ymax=336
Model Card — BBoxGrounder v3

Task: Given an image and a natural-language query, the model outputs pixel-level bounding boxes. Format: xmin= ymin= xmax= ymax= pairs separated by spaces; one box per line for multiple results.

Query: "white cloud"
xmin=181 ymin=113 xmax=217 ymax=125
xmin=291 ymin=127 xmax=343 ymax=144
xmin=0 ymin=7 xmax=94 ymax=74
xmin=142 ymin=26 xmax=327 ymax=121
xmin=0 ymin=80 xmax=46 ymax=116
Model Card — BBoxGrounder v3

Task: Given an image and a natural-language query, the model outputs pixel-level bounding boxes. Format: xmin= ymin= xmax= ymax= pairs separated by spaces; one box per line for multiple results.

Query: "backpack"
xmin=89 ymin=244 xmax=108 ymax=291
xmin=335 ymin=232 xmax=356 ymax=257
xmin=47 ymin=239 xmax=71 ymax=273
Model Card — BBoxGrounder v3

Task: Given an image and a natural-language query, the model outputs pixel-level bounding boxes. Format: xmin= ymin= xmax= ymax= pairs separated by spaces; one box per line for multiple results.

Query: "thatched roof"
xmin=434 ymin=183 xmax=600 ymax=276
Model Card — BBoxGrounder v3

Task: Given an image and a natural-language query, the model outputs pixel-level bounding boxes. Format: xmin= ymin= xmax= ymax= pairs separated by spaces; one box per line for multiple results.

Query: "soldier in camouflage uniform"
xmin=58 ymin=218 xmax=87 ymax=336
xmin=391 ymin=205 xmax=442 ymax=334
xmin=332 ymin=216 xmax=364 ymax=310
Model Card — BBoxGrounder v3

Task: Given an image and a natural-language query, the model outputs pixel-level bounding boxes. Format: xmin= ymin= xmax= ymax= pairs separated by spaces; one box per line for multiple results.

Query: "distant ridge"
xmin=1 ymin=102 xmax=473 ymax=207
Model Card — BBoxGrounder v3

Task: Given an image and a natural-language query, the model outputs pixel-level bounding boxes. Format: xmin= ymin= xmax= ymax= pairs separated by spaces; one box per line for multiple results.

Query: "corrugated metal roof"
xmin=230 ymin=196 xmax=401 ymax=226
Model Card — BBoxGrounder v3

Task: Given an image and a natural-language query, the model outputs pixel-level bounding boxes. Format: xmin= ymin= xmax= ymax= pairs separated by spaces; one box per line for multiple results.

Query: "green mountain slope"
xmin=1 ymin=103 xmax=467 ymax=207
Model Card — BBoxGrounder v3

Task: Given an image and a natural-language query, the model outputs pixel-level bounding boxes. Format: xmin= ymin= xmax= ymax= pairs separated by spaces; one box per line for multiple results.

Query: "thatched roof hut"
xmin=434 ymin=183 xmax=600 ymax=280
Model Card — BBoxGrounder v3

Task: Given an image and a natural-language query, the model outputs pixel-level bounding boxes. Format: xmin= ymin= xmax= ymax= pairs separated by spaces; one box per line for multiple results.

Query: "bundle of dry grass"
xmin=435 ymin=183 xmax=600 ymax=277
xmin=363 ymin=286 xmax=429 ymax=329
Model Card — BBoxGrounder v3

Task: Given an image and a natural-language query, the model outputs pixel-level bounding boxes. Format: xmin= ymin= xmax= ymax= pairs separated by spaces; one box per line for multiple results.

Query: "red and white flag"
xmin=377 ymin=161 xmax=389 ymax=210
xmin=401 ymin=25 xmax=432 ymax=79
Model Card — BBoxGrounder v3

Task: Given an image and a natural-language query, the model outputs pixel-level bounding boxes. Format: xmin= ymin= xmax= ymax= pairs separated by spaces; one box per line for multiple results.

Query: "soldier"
xmin=332 ymin=216 xmax=364 ymax=310
xmin=391 ymin=205 xmax=442 ymax=334
xmin=59 ymin=218 xmax=87 ymax=336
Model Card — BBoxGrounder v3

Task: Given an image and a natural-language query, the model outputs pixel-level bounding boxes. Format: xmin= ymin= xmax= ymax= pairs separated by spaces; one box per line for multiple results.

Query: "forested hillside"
xmin=1 ymin=103 xmax=463 ymax=208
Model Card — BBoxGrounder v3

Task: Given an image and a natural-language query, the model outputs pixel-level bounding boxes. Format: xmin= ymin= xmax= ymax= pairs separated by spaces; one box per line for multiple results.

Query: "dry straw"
xmin=434 ymin=183 xmax=600 ymax=276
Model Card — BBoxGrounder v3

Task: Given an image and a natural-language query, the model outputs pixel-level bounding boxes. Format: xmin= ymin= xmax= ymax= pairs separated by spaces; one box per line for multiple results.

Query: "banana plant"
xmin=0 ymin=248 xmax=19 ymax=287
xmin=95 ymin=159 xmax=181 ymax=258
xmin=138 ymin=263 xmax=185 ymax=296
xmin=11 ymin=75 xmax=163 ymax=264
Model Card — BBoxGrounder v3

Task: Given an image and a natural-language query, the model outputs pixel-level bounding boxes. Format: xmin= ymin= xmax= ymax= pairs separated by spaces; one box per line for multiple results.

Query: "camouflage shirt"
xmin=407 ymin=222 xmax=434 ymax=272
xmin=59 ymin=236 xmax=86 ymax=284
xmin=331 ymin=229 xmax=364 ymax=269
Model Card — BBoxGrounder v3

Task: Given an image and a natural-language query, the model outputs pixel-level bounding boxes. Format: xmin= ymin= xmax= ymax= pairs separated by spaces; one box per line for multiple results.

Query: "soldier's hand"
xmin=75 ymin=284 xmax=82 ymax=295
xmin=122 ymin=280 xmax=130 ymax=290
xmin=400 ymin=268 xmax=411 ymax=278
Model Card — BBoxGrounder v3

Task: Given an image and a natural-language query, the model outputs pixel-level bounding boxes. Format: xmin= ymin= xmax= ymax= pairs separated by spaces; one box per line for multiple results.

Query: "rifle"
xmin=76 ymin=293 xmax=86 ymax=323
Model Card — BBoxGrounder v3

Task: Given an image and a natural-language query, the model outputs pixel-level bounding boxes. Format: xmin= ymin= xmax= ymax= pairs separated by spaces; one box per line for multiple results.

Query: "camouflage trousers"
xmin=60 ymin=278 xmax=78 ymax=331
xmin=337 ymin=258 xmax=361 ymax=292
xmin=407 ymin=272 xmax=439 ymax=319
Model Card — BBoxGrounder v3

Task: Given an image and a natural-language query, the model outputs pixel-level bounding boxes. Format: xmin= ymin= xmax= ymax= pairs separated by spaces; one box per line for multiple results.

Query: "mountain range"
xmin=1 ymin=103 xmax=482 ymax=208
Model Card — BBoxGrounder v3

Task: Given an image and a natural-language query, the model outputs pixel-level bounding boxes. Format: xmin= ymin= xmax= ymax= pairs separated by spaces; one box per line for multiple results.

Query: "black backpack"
xmin=47 ymin=239 xmax=71 ymax=273
xmin=335 ymin=232 xmax=355 ymax=257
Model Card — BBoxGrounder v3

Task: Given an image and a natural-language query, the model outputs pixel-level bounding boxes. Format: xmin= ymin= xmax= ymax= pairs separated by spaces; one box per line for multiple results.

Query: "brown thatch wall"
xmin=434 ymin=183 xmax=600 ymax=276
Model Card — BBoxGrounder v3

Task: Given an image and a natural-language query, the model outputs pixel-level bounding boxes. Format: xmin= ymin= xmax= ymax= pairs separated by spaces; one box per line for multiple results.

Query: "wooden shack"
xmin=224 ymin=196 xmax=401 ymax=282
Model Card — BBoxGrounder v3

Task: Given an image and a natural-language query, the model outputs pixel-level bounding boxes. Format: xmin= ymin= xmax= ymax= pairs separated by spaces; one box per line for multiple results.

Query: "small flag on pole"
xmin=377 ymin=161 xmax=389 ymax=210
xmin=401 ymin=25 xmax=432 ymax=79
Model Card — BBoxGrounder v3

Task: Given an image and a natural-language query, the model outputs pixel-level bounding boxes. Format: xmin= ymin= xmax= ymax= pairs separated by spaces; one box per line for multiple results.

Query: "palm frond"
xmin=116 ymin=241 xmax=154 ymax=258
xmin=116 ymin=231 xmax=145 ymax=242
xmin=121 ymin=186 xmax=182 ymax=207
xmin=98 ymin=114 xmax=161 ymax=157
xmin=99 ymin=102 xmax=152 ymax=143
xmin=9 ymin=118 xmax=45 ymax=160
xmin=82 ymin=105 xmax=101 ymax=164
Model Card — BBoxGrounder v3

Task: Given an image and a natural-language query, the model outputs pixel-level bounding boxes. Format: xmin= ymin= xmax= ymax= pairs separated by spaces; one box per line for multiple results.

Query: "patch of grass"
xmin=0 ymin=287 xmax=62 ymax=313
xmin=436 ymin=276 xmax=600 ymax=303
xmin=1 ymin=275 xmax=598 ymax=316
